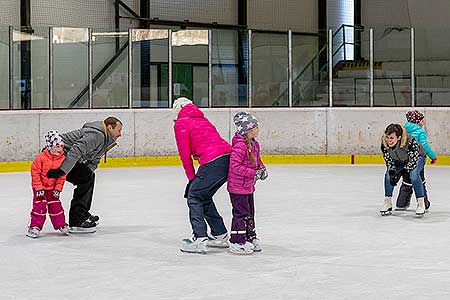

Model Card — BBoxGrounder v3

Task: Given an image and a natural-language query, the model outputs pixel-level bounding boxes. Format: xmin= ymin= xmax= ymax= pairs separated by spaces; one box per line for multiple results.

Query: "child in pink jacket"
xmin=227 ymin=111 xmax=268 ymax=254
xmin=173 ymin=97 xmax=231 ymax=254
xmin=27 ymin=130 xmax=69 ymax=238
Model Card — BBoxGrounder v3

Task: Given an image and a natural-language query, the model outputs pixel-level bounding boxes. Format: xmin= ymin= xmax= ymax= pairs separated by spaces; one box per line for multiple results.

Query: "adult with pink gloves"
xmin=173 ymin=97 xmax=231 ymax=254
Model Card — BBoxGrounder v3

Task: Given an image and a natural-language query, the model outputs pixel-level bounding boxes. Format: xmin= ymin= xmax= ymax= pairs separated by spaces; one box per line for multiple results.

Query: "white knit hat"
xmin=45 ymin=130 xmax=64 ymax=150
xmin=173 ymin=97 xmax=193 ymax=119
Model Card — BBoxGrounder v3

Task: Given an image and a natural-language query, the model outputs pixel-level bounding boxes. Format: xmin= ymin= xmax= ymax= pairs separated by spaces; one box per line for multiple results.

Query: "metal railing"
xmin=3 ymin=24 xmax=446 ymax=110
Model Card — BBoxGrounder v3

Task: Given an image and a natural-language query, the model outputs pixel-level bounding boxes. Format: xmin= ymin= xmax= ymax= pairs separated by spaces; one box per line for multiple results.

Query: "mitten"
xmin=47 ymin=168 xmax=65 ymax=179
xmin=35 ymin=190 xmax=45 ymax=201
xmin=52 ymin=190 xmax=61 ymax=200
xmin=388 ymin=170 xmax=400 ymax=186
xmin=255 ymin=167 xmax=268 ymax=181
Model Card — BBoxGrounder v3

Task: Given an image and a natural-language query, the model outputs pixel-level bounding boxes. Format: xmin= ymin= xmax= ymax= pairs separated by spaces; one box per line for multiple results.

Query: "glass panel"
xmin=0 ymin=27 xmax=9 ymax=109
xmin=293 ymin=30 xmax=328 ymax=107
xmin=92 ymin=30 xmax=128 ymax=108
xmin=12 ymin=27 xmax=49 ymax=109
xmin=333 ymin=26 xmax=370 ymax=106
xmin=172 ymin=29 xmax=208 ymax=107
xmin=132 ymin=29 xmax=169 ymax=108
xmin=53 ymin=27 xmax=88 ymax=108
xmin=251 ymin=32 xmax=288 ymax=107
xmin=211 ymin=29 xmax=248 ymax=107
xmin=415 ymin=28 xmax=450 ymax=106
xmin=373 ymin=26 xmax=411 ymax=106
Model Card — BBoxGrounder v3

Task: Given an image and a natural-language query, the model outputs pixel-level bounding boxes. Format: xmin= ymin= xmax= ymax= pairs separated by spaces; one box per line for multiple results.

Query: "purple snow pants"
xmin=229 ymin=193 xmax=257 ymax=244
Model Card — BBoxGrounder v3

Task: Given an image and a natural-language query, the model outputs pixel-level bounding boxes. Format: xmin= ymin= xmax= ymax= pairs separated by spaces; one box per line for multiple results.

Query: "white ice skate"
xmin=380 ymin=197 xmax=392 ymax=216
xmin=207 ymin=232 xmax=229 ymax=248
xmin=180 ymin=236 xmax=208 ymax=254
xmin=251 ymin=238 xmax=262 ymax=252
xmin=416 ymin=197 xmax=425 ymax=216
xmin=26 ymin=227 xmax=40 ymax=238
xmin=59 ymin=225 xmax=69 ymax=235
xmin=228 ymin=241 xmax=254 ymax=255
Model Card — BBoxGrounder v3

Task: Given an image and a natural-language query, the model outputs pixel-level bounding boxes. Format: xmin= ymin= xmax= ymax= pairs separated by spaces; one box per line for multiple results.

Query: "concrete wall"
xmin=1 ymin=108 xmax=449 ymax=162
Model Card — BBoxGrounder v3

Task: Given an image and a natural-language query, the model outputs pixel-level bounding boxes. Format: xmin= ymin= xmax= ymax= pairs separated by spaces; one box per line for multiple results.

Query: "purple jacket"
xmin=227 ymin=132 xmax=264 ymax=194
xmin=174 ymin=104 xmax=231 ymax=181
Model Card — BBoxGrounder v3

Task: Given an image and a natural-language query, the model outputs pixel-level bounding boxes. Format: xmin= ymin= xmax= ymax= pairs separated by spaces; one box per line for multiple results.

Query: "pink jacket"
xmin=174 ymin=104 xmax=231 ymax=180
xmin=227 ymin=133 xmax=264 ymax=194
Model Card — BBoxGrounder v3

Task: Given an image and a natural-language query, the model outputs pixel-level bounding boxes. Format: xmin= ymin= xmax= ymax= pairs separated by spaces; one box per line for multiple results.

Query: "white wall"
xmin=1 ymin=108 xmax=449 ymax=162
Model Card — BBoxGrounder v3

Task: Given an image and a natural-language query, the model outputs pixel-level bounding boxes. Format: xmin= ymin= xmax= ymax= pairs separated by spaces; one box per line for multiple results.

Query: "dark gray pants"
xmin=187 ymin=155 xmax=229 ymax=238
xmin=66 ymin=162 xmax=95 ymax=226
xmin=396 ymin=169 xmax=430 ymax=209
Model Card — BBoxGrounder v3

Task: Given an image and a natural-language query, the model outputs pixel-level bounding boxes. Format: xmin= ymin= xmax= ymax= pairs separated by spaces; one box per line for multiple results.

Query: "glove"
xmin=255 ymin=167 xmax=268 ymax=181
xmin=47 ymin=168 xmax=65 ymax=179
xmin=388 ymin=170 xmax=401 ymax=186
xmin=35 ymin=190 xmax=45 ymax=201
xmin=184 ymin=180 xmax=193 ymax=199
xmin=53 ymin=190 xmax=61 ymax=199
xmin=431 ymin=157 xmax=437 ymax=164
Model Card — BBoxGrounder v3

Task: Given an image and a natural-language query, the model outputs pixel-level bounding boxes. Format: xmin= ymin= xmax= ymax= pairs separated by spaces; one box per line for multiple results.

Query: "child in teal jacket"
xmin=396 ymin=110 xmax=436 ymax=211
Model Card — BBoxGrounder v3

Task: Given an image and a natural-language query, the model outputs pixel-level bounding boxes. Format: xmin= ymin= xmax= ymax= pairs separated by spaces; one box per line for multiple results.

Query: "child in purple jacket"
xmin=227 ymin=111 xmax=268 ymax=254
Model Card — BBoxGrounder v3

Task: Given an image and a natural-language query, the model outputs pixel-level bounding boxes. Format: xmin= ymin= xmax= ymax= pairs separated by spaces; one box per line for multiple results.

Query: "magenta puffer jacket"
xmin=174 ymin=104 xmax=231 ymax=180
xmin=227 ymin=132 xmax=264 ymax=194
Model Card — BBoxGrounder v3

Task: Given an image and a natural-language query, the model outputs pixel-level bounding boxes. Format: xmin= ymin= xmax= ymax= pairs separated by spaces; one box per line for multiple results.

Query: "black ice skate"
xmin=88 ymin=214 xmax=100 ymax=225
xmin=69 ymin=218 xmax=97 ymax=234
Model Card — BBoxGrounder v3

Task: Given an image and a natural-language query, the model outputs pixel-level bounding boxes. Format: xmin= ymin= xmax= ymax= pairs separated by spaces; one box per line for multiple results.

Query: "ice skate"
xmin=26 ymin=227 xmax=40 ymax=239
xmin=180 ymin=236 xmax=208 ymax=254
xmin=58 ymin=225 xmax=69 ymax=235
xmin=69 ymin=218 xmax=97 ymax=234
xmin=251 ymin=238 xmax=262 ymax=252
xmin=416 ymin=197 xmax=425 ymax=216
xmin=207 ymin=232 xmax=229 ymax=248
xmin=228 ymin=241 xmax=254 ymax=255
xmin=88 ymin=214 xmax=100 ymax=225
xmin=380 ymin=197 xmax=392 ymax=216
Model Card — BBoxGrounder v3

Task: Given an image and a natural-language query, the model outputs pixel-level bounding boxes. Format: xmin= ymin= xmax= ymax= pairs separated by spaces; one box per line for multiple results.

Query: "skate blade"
xmin=228 ymin=250 xmax=254 ymax=255
xmin=69 ymin=227 xmax=97 ymax=234
xmin=380 ymin=211 xmax=392 ymax=216
xmin=395 ymin=207 xmax=409 ymax=211
xmin=415 ymin=212 xmax=425 ymax=217
xmin=207 ymin=243 xmax=229 ymax=249
xmin=180 ymin=248 xmax=207 ymax=254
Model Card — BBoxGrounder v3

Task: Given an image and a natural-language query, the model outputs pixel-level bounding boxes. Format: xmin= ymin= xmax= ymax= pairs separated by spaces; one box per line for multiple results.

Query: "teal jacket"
xmin=404 ymin=121 xmax=436 ymax=159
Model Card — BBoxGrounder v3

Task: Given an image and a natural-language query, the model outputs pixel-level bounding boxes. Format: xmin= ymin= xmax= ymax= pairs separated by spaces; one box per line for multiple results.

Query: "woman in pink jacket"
xmin=173 ymin=97 xmax=231 ymax=254
xmin=228 ymin=112 xmax=268 ymax=254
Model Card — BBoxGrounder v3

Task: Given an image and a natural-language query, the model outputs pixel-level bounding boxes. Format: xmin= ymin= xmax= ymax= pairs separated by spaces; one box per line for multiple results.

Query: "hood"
xmin=43 ymin=148 xmax=64 ymax=160
xmin=83 ymin=121 xmax=116 ymax=147
xmin=177 ymin=103 xmax=204 ymax=119
xmin=232 ymin=132 xmax=255 ymax=145
xmin=381 ymin=125 xmax=408 ymax=149
xmin=404 ymin=121 xmax=423 ymax=135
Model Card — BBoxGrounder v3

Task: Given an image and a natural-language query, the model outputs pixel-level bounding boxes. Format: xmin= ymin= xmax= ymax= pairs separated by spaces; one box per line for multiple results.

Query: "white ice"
xmin=2 ymin=164 xmax=450 ymax=300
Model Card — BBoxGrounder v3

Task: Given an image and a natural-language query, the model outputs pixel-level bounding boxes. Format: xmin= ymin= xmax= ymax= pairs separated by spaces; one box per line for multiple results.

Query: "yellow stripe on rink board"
xmin=1 ymin=155 xmax=450 ymax=173
xmin=0 ymin=161 xmax=32 ymax=173
xmin=261 ymin=155 xmax=351 ymax=164
xmin=352 ymin=155 xmax=385 ymax=164
xmin=97 ymin=156 xmax=182 ymax=168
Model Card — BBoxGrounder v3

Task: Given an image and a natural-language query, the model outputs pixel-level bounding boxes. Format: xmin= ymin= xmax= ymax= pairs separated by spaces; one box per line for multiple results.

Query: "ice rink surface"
xmin=2 ymin=164 xmax=450 ymax=300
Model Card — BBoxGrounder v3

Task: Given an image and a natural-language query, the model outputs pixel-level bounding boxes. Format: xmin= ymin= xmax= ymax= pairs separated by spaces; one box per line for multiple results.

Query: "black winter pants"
xmin=66 ymin=163 xmax=96 ymax=226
